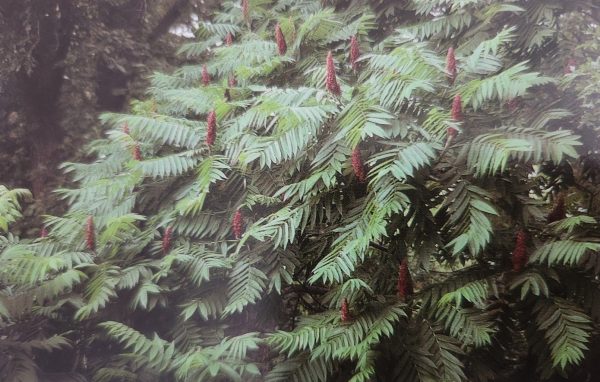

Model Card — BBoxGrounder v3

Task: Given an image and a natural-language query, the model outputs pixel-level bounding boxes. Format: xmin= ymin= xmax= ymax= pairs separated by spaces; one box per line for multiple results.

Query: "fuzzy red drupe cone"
xmin=40 ymin=226 xmax=48 ymax=238
xmin=132 ymin=144 xmax=142 ymax=161
xmin=446 ymin=47 xmax=457 ymax=84
xmin=228 ymin=75 xmax=237 ymax=88
xmin=547 ymin=194 xmax=566 ymax=223
xmin=325 ymin=51 xmax=341 ymax=96
xmin=350 ymin=35 xmax=360 ymax=71
xmin=225 ymin=32 xmax=233 ymax=46
xmin=512 ymin=230 xmax=528 ymax=272
xmin=122 ymin=123 xmax=130 ymax=135
xmin=162 ymin=226 xmax=173 ymax=255
xmin=451 ymin=94 xmax=462 ymax=121
xmin=206 ymin=111 xmax=217 ymax=146
xmin=444 ymin=94 xmax=462 ymax=149
xmin=275 ymin=23 xmax=287 ymax=55
xmin=351 ymin=147 xmax=366 ymax=183
xmin=232 ymin=209 xmax=244 ymax=239
xmin=397 ymin=258 xmax=413 ymax=301
xmin=202 ymin=64 xmax=210 ymax=86
xmin=85 ymin=216 xmax=95 ymax=251
xmin=340 ymin=298 xmax=350 ymax=322
xmin=242 ymin=0 xmax=249 ymax=22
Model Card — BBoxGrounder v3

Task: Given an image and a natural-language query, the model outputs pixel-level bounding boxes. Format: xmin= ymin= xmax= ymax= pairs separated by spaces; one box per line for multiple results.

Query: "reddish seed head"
xmin=451 ymin=94 xmax=462 ymax=121
xmin=206 ymin=111 xmax=217 ymax=146
xmin=275 ymin=23 xmax=287 ymax=55
xmin=85 ymin=216 xmax=95 ymax=251
xmin=162 ymin=226 xmax=173 ymax=255
xmin=547 ymin=194 xmax=566 ymax=223
xmin=397 ymin=258 xmax=413 ymax=301
xmin=242 ymin=0 xmax=249 ymax=22
xmin=122 ymin=123 xmax=130 ymax=135
xmin=512 ymin=230 xmax=528 ymax=272
xmin=340 ymin=298 xmax=350 ymax=322
xmin=446 ymin=47 xmax=457 ymax=84
xmin=132 ymin=144 xmax=142 ymax=161
xmin=202 ymin=64 xmax=210 ymax=86
xmin=351 ymin=147 xmax=366 ymax=183
xmin=232 ymin=209 xmax=244 ymax=239
xmin=325 ymin=51 xmax=341 ymax=96
xmin=350 ymin=35 xmax=360 ymax=71
xmin=40 ymin=226 xmax=48 ymax=238
xmin=226 ymin=32 xmax=233 ymax=46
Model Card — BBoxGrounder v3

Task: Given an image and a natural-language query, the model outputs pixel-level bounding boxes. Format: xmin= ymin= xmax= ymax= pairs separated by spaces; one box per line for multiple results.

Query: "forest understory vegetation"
xmin=1 ymin=0 xmax=600 ymax=381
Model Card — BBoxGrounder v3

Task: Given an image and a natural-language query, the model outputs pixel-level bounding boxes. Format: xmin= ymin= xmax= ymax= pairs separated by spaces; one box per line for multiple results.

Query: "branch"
xmin=369 ymin=242 xmax=388 ymax=253
xmin=282 ymin=285 xmax=329 ymax=295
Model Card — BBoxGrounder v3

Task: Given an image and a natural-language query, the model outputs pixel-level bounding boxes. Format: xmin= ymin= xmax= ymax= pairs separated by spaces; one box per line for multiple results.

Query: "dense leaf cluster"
xmin=1 ymin=0 xmax=600 ymax=381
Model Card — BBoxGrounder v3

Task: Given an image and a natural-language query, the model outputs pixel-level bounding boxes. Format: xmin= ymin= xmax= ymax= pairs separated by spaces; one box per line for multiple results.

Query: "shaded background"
xmin=0 ymin=0 xmax=218 ymax=211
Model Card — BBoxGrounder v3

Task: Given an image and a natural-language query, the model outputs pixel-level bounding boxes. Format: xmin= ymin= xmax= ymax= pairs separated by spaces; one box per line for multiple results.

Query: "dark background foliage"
xmin=0 ymin=0 xmax=217 ymax=209
xmin=1 ymin=0 xmax=600 ymax=381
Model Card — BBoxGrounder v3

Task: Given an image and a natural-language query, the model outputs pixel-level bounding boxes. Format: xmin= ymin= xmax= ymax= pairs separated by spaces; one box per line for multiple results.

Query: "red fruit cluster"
xmin=351 ymin=147 xmax=366 ymax=183
xmin=446 ymin=47 xmax=457 ymax=84
xmin=226 ymin=32 xmax=233 ymax=46
xmin=340 ymin=298 xmax=350 ymax=322
xmin=349 ymin=35 xmax=360 ymax=71
xmin=451 ymin=94 xmax=462 ymax=121
xmin=206 ymin=111 xmax=217 ymax=146
xmin=232 ymin=209 xmax=244 ymax=239
xmin=512 ymin=230 xmax=528 ymax=272
xmin=86 ymin=216 xmax=95 ymax=251
xmin=202 ymin=64 xmax=210 ymax=86
xmin=397 ymin=258 xmax=413 ymax=301
xmin=122 ymin=123 xmax=130 ymax=135
xmin=162 ymin=226 xmax=173 ymax=255
xmin=242 ymin=0 xmax=249 ymax=22
xmin=325 ymin=51 xmax=341 ymax=95
xmin=547 ymin=194 xmax=566 ymax=223
xmin=40 ymin=226 xmax=48 ymax=238
xmin=275 ymin=23 xmax=287 ymax=55
xmin=132 ymin=144 xmax=142 ymax=161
